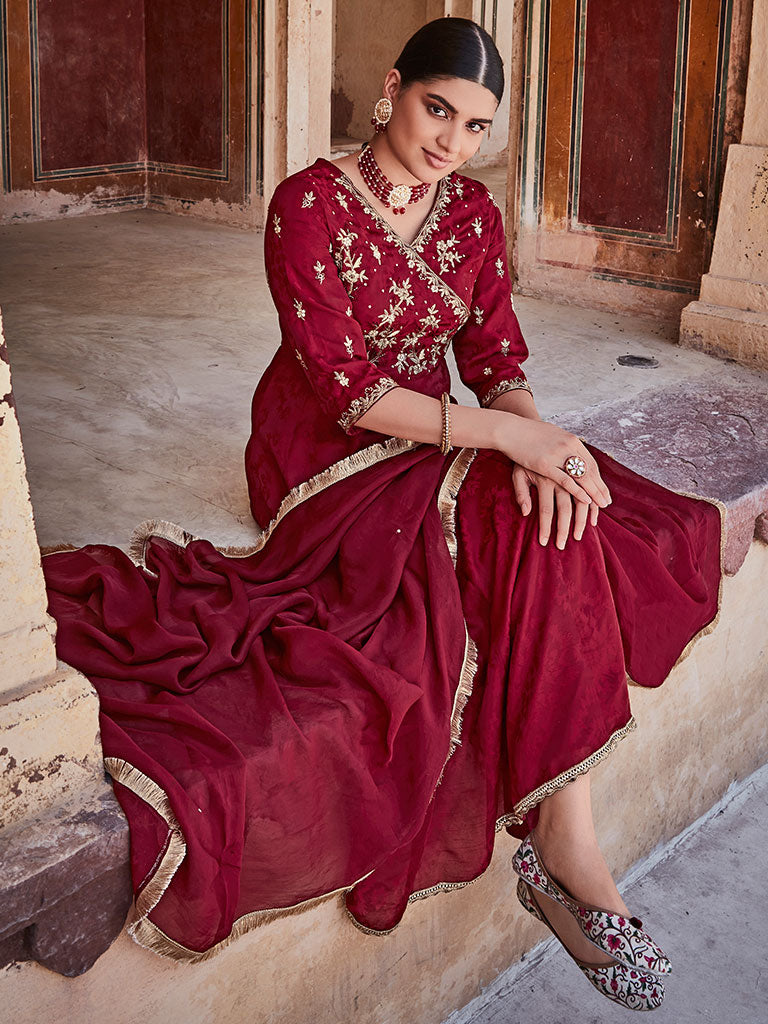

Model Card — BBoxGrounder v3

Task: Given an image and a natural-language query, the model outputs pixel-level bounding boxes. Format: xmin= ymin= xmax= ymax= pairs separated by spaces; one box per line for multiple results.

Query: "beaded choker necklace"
xmin=357 ymin=145 xmax=431 ymax=215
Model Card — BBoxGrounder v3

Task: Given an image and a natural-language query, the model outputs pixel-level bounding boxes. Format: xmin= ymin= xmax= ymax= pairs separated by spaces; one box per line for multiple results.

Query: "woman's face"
xmin=382 ymin=71 xmax=499 ymax=182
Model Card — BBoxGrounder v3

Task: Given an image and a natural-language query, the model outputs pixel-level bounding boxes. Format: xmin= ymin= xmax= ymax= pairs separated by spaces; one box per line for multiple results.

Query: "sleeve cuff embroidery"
xmin=480 ymin=377 xmax=533 ymax=408
xmin=338 ymin=377 xmax=400 ymax=433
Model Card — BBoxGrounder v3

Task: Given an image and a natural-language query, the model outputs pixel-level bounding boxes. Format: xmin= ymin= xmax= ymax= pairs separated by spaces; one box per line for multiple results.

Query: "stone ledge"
xmin=0 ymin=783 xmax=131 ymax=977
xmin=680 ymin=301 xmax=768 ymax=372
xmin=555 ymin=378 xmax=768 ymax=574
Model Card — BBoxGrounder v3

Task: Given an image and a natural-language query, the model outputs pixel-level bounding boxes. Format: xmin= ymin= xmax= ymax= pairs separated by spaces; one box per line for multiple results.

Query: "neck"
xmin=367 ymin=138 xmax=427 ymax=187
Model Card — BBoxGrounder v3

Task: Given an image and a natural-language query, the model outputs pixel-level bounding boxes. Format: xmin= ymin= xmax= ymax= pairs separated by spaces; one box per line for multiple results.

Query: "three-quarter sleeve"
xmin=451 ymin=192 xmax=533 ymax=408
xmin=264 ymin=174 xmax=399 ymax=435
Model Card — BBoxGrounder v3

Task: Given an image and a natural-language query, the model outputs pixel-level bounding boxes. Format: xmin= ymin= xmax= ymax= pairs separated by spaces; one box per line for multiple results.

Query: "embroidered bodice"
xmin=245 ymin=157 xmax=533 ymax=526
xmin=265 ymin=157 xmax=531 ymax=433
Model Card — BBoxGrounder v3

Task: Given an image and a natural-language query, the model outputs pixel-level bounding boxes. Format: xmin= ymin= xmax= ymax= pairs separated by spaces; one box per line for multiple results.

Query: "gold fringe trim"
xmin=126 ymin=435 xmax=418 ymax=570
xmin=103 ymin=757 xmax=187 ymax=921
xmin=437 ymin=446 xmax=477 ymax=568
xmin=106 ymin=752 xmax=378 ymax=963
xmin=39 ymin=543 xmax=80 ymax=557
xmin=497 ymin=715 xmax=638 ymax=829
xmin=345 ymin=713 xmax=639 ymax=936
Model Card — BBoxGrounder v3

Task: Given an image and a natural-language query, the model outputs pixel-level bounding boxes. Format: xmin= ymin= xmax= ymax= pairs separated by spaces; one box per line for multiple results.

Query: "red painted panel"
xmin=36 ymin=0 xmax=145 ymax=171
xmin=578 ymin=0 xmax=680 ymax=233
xmin=145 ymin=1 xmax=224 ymax=170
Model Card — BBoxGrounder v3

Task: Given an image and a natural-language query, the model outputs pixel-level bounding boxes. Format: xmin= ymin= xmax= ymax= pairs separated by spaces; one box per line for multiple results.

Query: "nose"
xmin=435 ymin=117 xmax=463 ymax=158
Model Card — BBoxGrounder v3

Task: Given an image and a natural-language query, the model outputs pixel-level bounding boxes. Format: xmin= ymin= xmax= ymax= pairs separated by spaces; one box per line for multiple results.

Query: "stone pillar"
xmin=679 ymin=0 xmax=768 ymax=369
xmin=0 ymin=309 xmax=131 ymax=975
xmin=285 ymin=0 xmax=333 ymax=176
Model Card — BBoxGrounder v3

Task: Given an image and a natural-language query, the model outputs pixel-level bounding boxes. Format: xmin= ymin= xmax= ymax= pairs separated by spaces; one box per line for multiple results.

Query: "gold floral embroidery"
xmin=333 ymin=228 xmax=368 ymax=295
xmin=495 ymin=257 xmax=505 ymax=277
xmin=334 ymin=190 xmax=349 ymax=212
xmin=293 ymin=298 xmax=306 ymax=320
xmin=369 ymin=242 xmax=382 ymax=264
xmin=294 ymin=349 xmax=307 ymax=370
xmin=273 ymin=214 xmax=281 ymax=235
xmin=501 ymin=337 xmax=510 ymax=357
xmin=333 ymin=173 xmax=469 ymax=324
xmin=471 ymin=216 xmax=483 ymax=237
xmin=338 ymin=376 xmax=399 ymax=432
xmin=343 ymin=335 xmax=355 ymax=357
xmin=334 ymin=370 xmax=350 ymax=387
xmin=481 ymin=377 xmax=533 ymax=407
xmin=313 ymin=260 xmax=326 ymax=284
xmin=301 ymin=190 xmax=316 ymax=208
xmin=483 ymin=366 xmax=492 ymax=376
xmin=435 ymin=234 xmax=464 ymax=274
xmin=472 ymin=305 xmax=484 ymax=325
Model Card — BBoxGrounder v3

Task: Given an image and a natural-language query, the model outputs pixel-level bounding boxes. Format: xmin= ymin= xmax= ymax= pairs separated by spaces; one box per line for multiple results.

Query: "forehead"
xmin=411 ymin=77 xmax=498 ymax=115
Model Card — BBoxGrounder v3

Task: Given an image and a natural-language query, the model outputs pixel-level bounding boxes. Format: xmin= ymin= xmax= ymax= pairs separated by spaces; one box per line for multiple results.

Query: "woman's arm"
xmin=356 ymin=388 xmax=611 ymax=509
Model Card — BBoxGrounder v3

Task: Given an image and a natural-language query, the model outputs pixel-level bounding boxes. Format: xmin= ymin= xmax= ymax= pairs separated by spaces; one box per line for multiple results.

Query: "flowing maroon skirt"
xmin=42 ymin=440 xmax=723 ymax=959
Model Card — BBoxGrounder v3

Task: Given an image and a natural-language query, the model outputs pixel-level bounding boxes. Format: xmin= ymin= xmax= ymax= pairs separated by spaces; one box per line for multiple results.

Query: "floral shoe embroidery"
xmin=512 ymin=834 xmax=672 ymax=977
xmin=517 ymin=879 xmax=665 ymax=1011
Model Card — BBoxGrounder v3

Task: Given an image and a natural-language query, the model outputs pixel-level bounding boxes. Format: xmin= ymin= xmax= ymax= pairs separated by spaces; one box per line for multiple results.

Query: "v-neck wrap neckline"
xmin=316 ymin=157 xmax=452 ymax=254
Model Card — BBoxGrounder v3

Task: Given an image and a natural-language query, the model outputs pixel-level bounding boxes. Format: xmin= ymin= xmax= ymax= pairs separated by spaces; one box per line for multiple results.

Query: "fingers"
xmin=537 ymin=479 xmax=555 ymax=547
xmin=554 ymin=487 xmax=572 ymax=550
xmin=511 ymin=464 xmax=532 ymax=516
xmin=573 ymin=492 xmax=590 ymax=541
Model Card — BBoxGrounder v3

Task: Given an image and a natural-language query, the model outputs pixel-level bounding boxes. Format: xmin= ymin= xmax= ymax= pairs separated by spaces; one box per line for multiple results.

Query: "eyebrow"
xmin=426 ymin=93 xmax=494 ymax=124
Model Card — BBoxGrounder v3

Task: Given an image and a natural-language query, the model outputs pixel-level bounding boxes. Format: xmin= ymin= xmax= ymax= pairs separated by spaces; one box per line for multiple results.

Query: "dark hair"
xmin=394 ymin=17 xmax=504 ymax=105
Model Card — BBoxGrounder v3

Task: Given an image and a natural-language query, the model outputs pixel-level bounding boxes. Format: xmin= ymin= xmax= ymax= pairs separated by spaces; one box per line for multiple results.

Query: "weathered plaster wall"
xmin=0 ymin=0 xmax=256 ymax=226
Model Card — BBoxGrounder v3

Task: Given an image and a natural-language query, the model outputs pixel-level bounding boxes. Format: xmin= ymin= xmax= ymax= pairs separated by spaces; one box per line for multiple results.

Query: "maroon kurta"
xmin=42 ymin=157 xmax=724 ymax=960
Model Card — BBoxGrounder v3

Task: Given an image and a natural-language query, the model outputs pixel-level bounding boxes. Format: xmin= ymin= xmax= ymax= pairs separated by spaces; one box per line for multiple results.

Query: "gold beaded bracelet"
xmin=440 ymin=391 xmax=453 ymax=455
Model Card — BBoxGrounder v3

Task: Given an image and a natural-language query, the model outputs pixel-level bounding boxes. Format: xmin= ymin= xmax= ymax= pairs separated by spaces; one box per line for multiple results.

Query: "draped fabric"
xmin=42 ymin=158 xmax=724 ymax=960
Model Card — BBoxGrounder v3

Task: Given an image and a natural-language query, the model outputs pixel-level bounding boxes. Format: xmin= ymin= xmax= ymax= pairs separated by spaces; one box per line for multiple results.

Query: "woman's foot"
xmin=533 ymin=822 xmax=631 ymax=917
xmin=520 ymin=824 xmax=631 ymax=966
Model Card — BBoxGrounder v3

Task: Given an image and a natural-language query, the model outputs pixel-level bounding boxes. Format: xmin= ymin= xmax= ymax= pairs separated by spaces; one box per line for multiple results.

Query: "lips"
xmin=423 ymin=148 xmax=451 ymax=168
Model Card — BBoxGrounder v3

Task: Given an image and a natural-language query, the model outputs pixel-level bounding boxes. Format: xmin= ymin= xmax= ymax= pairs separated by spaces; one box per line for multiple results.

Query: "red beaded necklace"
xmin=357 ymin=144 xmax=431 ymax=215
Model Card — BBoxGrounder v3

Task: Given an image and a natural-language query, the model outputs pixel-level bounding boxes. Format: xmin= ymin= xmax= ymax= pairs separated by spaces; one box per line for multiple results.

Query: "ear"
xmin=382 ymin=68 xmax=402 ymax=102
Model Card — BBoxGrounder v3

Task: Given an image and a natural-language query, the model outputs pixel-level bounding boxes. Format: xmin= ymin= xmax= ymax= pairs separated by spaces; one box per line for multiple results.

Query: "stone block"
xmin=0 ymin=665 xmax=104 ymax=829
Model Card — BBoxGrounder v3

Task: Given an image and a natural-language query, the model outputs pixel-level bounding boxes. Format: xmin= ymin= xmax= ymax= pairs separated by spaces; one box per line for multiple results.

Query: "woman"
xmin=43 ymin=17 xmax=722 ymax=1012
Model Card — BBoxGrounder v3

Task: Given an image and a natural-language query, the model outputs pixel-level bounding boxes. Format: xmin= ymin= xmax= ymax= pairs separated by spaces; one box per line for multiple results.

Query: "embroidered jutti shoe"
xmin=516 ymin=878 xmax=665 ymax=1011
xmin=512 ymin=831 xmax=672 ymax=978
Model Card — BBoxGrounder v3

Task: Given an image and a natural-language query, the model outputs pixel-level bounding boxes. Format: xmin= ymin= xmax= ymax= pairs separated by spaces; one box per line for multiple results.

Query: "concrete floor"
xmin=445 ymin=762 xmax=768 ymax=1024
xmin=1 ymin=202 xmax=766 ymax=552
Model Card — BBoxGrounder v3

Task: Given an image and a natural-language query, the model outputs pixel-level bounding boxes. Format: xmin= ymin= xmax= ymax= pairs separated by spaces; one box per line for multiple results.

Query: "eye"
xmin=467 ymin=122 xmax=487 ymax=134
xmin=427 ymin=103 xmax=447 ymax=118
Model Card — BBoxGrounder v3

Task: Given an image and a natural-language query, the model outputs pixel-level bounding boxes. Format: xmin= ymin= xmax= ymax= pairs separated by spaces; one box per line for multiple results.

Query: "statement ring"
xmin=564 ymin=454 xmax=587 ymax=478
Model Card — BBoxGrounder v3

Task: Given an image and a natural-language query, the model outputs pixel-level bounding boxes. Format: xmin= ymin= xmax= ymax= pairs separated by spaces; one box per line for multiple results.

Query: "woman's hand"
xmin=511 ymin=463 xmax=600 ymax=548
xmin=495 ymin=416 xmax=612 ymax=512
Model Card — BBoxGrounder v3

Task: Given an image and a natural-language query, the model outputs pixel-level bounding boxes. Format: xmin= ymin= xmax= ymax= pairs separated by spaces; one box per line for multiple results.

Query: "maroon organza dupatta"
xmin=43 ymin=439 xmax=477 ymax=957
